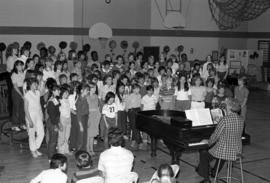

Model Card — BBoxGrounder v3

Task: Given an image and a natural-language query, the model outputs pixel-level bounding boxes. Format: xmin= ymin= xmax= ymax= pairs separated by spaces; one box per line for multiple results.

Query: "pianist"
xmin=196 ymin=97 xmax=244 ymax=183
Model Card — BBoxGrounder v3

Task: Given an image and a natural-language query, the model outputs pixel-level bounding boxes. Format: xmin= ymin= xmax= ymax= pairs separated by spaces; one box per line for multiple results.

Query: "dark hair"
xmin=6 ymin=44 xmax=18 ymax=58
xmin=108 ymin=127 xmax=124 ymax=147
xmin=69 ymin=81 xmax=80 ymax=95
xmin=54 ymin=60 xmax=62 ymax=72
xmin=218 ymin=55 xmax=226 ymax=65
xmin=177 ymin=75 xmax=189 ymax=91
xmin=112 ymin=70 xmax=120 ymax=78
xmin=132 ymin=83 xmax=141 ymax=91
xmin=157 ymin=164 xmax=174 ymax=178
xmin=50 ymin=153 xmax=67 ymax=169
xmin=206 ymin=78 xmax=215 ymax=87
xmin=116 ymin=81 xmax=125 ymax=103
xmin=75 ymin=150 xmax=92 ymax=169
xmin=60 ymin=85 xmax=70 ymax=99
xmin=104 ymin=91 xmax=115 ymax=104
xmin=116 ymin=55 xmax=123 ymax=60
xmin=12 ymin=60 xmax=24 ymax=74
xmin=35 ymin=63 xmax=44 ymax=72
xmin=141 ymin=61 xmax=148 ymax=69
xmin=103 ymin=60 xmax=111 ymax=66
xmin=91 ymin=51 xmax=98 ymax=61
xmin=103 ymin=74 xmax=112 ymax=85
xmin=136 ymin=51 xmax=143 ymax=58
xmin=68 ymin=50 xmax=77 ymax=60
xmin=238 ymin=76 xmax=248 ymax=86
xmin=191 ymin=75 xmax=203 ymax=86
xmin=25 ymin=69 xmax=36 ymax=79
xmin=70 ymin=73 xmax=78 ymax=81
xmin=26 ymin=78 xmax=38 ymax=91
xmin=77 ymin=50 xmax=86 ymax=61
xmin=59 ymin=74 xmax=67 ymax=82
xmin=158 ymin=66 xmax=166 ymax=73
xmin=77 ymin=84 xmax=90 ymax=96
xmin=146 ymin=85 xmax=154 ymax=91
xmin=35 ymin=70 xmax=43 ymax=77
xmin=20 ymin=46 xmax=30 ymax=56
xmin=24 ymin=58 xmax=34 ymax=70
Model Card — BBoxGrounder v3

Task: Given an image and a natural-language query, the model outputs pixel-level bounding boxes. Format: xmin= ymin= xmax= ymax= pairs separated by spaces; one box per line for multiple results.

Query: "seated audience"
xmin=30 ymin=153 xmax=68 ymax=183
xmin=98 ymin=127 xmax=136 ymax=183
xmin=71 ymin=150 xmax=101 ymax=183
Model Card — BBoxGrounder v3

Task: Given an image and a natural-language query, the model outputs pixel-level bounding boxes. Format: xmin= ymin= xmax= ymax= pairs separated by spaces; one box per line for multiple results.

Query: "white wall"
xmin=0 ymin=0 xmax=74 ymax=63
xmin=247 ymin=9 xmax=270 ymax=50
xmin=150 ymin=0 xmax=218 ymax=60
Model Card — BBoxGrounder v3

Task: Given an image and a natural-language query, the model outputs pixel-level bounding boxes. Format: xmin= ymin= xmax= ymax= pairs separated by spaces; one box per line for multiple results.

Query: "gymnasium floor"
xmin=0 ymin=89 xmax=270 ymax=183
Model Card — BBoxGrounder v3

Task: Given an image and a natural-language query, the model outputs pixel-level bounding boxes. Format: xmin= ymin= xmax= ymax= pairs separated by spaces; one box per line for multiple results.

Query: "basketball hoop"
xmin=89 ymin=22 xmax=112 ymax=49
xmin=98 ymin=37 xmax=108 ymax=49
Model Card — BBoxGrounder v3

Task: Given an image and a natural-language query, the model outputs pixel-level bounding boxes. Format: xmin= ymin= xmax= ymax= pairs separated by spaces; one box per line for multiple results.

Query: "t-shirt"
xmin=30 ymin=169 xmax=67 ymax=183
xmin=102 ymin=103 xmax=118 ymax=118
xmin=98 ymin=146 xmax=134 ymax=183
xmin=174 ymin=88 xmax=191 ymax=101
xmin=59 ymin=98 xmax=71 ymax=118
xmin=141 ymin=94 xmax=157 ymax=111
xmin=234 ymin=86 xmax=249 ymax=105
xmin=43 ymin=68 xmax=55 ymax=81
xmin=11 ymin=72 xmax=25 ymax=87
xmin=24 ymin=90 xmax=42 ymax=114
xmin=125 ymin=93 xmax=141 ymax=109
xmin=216 ymin=64 xmax=228 ymax=73
xmin=115 ymin=95 xmax=125 ymax=111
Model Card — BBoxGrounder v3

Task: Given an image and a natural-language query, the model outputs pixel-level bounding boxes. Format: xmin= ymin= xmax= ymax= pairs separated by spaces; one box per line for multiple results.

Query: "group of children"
xmin=6 ymin=42 xmax=249 ymax=158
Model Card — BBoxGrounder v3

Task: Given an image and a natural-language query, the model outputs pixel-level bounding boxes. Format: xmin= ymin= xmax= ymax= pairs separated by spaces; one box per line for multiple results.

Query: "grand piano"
xmin=136 ymin=110 xmax=250 ymax=164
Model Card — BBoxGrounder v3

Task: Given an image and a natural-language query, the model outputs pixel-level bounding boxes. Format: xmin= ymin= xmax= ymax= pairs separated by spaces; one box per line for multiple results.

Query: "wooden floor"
xmin=1 ymin=89 xmax=270 ymax=183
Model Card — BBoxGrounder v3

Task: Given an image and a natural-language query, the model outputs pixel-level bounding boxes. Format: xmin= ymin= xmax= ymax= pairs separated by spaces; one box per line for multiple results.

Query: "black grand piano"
xmin=136 ymin=110 xmax=250 ymax=164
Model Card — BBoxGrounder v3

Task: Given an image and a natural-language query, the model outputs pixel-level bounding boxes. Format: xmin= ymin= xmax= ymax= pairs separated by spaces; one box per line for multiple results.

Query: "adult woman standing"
xmin=216 ymin=55 xmax=229 ymax=80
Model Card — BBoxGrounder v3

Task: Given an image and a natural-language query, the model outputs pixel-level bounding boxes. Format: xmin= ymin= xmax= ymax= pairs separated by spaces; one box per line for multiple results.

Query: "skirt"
xmin=88 ymin=110 xmax=101 ymax=138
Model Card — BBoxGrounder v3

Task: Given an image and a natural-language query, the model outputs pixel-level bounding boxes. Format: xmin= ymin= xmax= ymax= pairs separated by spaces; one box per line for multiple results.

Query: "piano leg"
xmin=171 ymin=150 xmax=181 ymax=165
xmin=150 ymin=136 xmax=157 ymax=157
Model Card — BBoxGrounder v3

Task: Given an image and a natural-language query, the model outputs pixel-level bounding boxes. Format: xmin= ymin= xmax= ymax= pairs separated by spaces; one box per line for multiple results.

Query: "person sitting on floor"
xmin=151 ymin=164 xmax=179 ymax=183
xmin=30 ymin=153 xmax=68 ymax=183
xmin=71 ymin=150 xmax=101 ymax=183
xmin=98 ymin=127 xmax=137 ymax=183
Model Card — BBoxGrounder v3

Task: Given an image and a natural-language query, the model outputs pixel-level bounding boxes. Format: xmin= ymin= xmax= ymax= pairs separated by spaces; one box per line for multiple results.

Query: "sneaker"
xmin=138 ymin=143 xmax=147 ymax=150
xmin=31 ymin=151 xmax=38 ymax=158
xmin=36 ymin=150 xmax=43 ymax=156
xmin=20 ymin=125 xmax=27 ymax=130
xmin=11 ymin=126 xmax=21 ymax=131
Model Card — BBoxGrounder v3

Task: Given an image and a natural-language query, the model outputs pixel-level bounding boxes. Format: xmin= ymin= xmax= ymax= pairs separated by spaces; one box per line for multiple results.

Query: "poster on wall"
xmin=226 ymin=49 xmax=263 ymax=81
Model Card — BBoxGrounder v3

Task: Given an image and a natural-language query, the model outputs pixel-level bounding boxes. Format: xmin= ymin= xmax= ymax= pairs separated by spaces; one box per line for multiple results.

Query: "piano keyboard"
xmin=189 ymin=136 xmax=248 ymax=147
xmin=188 ymin=141 xmax=208 ymax=147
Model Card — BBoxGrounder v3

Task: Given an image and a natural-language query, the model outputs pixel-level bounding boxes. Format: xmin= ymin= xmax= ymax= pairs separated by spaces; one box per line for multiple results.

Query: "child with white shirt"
xmin=141 ymin=85 xmax=157 ymax=111
xmin=102 ymin=92 xmax=118 ymax=148
xmin=174 ymin=75 xmax=191 ymax=111
xmin=30 ymin=153 xmax=68 ymax=183
xmin=54 ymin=60 xmax=62 ymax=84
xmin=58 ymin=86 xmax=71 ymax=154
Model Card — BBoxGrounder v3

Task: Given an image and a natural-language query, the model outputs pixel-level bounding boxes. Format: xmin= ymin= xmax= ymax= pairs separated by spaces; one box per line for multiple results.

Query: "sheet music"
xmin=210 ymin=108 xmax=223 ymax=124
xmin=185 ymin=108 xmax=213 ymax=126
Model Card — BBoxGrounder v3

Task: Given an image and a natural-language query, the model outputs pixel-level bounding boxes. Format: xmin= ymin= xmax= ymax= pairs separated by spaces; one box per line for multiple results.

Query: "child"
xmin=102 ymin=92 xmax=118 ymax=148
xmin=115 ymin=82 xmax=128 ymax=139
xmin=58 ymin=86 xmax=71 ymax=154
xmin=141 ymin=85 xmax=157 ymax=111
xmin=101 ymin=60 xmax=112 ymax=78
xmin=71 ymin=151 xmax=101 ymax=183
xmin=128 ymin=61 xmax=137 ymax=79
xmin=59 ymin=74 xmax=68 ymax=86
xmin=43 ymin=58 xmax=55 ymax=81
xmin=24 ymin=58 xmax=35 ymax=73
xmin=174 ymin=75 xmax=191 ymax=111
xmin=126 ymin=84 xmax=142 ymax=149
xmin=159 ymin=76 xmax=175 ymax=110
xmin=86 ymin=82 xmax=101 ymax=155
xmin=70 ymin=73 xmax=79 ymax=82
xmin=47 ymin=85 xmax=61 ymax=159
xmin=24 ymin=78 xmax=44 ymax=158
xmin=30 ymin=153 xmax=68 ymax=183
xmin=99 ymin=75 xmax=115 ymax=102
xmin=61 ymin=61 xmax=70 ymax=83
xmin=114 ymin=55 xmax=125 ymax=73
xmin=69 ymin=81 xmax=80 ymax=152
xmin=76 ymin=84 xmax=90 ymax=151
xmin=205 ymin=78 xmax=216 ymax=109
xmin=11 ymin=60 xmax=25 ymax=131
xmin=54 ymin=60 xmax=63 ymax=84
xmin=190 ymin=76 xmax=207 ymax=109
xmin=234 ymin=76 xmax=249 ymax=123
xmin=72 ymin=61 xmax=83 ymax=82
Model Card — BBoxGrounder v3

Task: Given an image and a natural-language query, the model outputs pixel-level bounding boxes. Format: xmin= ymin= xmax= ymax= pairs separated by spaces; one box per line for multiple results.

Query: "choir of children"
xmin=5 ymin=42 xmax=249 ymax=158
